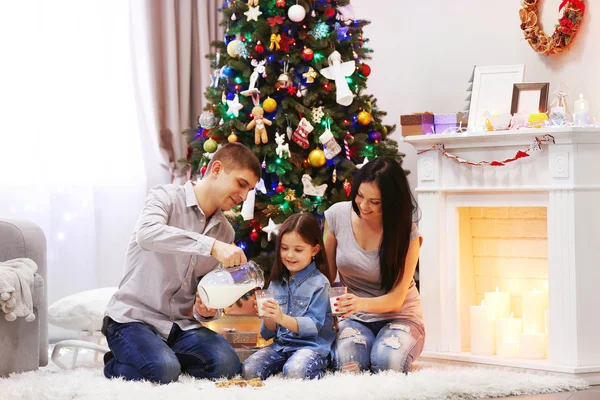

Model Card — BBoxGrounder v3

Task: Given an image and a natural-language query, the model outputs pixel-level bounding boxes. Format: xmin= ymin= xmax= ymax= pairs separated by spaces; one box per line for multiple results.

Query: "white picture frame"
xmin=468 ymin=65 xmax=525 ymax=131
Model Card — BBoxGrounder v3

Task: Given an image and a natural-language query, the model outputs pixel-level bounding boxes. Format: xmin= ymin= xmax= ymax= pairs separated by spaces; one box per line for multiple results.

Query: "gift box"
xmin=400 ymin=113 xmax=435 ymax=136
xmin=433 ymin=112 xmax=469 ymax=134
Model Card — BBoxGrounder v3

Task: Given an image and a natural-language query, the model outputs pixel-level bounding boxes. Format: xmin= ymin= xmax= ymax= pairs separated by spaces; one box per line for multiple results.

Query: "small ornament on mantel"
xmin=550 ymin=83 xmax=569 ymax=125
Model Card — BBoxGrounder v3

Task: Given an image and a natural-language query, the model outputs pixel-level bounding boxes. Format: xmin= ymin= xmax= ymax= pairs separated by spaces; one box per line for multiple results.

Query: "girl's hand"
xmin=334 ymin=293 xmax=363 ymax=319
xmin=194 ymin=293 xmax=218 ymax=318
xmin=261 ymin=299 xmax=283 ymax=324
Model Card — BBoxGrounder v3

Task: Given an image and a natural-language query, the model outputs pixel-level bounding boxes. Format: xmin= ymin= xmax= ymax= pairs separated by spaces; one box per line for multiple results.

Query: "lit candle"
xmin=496 ymin=312 xmax=522 ymax=358
xmin=484 ymin=286 xmax=511 ymax=320
xmin=470 ymin=300 xmax=496 ymax=355
xmin=528 ymin=110 xmax=549 ymax=128
xmin=522 ymin=289 xmax=548 ymax=334
xmin=573 ymin=94 xmax=590 ymax=125
xmin=520 ymin=330 xmax=546 ymax=359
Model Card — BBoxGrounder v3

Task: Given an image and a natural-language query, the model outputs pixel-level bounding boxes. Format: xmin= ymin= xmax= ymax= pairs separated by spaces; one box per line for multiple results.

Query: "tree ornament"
xmin=247 ymin=106 xmax=272 ymax=145
xmin=244 ymin=5 xmax=263 ymax=22
xmin=203 ymin=138 xmax=218 ymax=153
xmin=250 ymin=229 xmax=260 ymax=242
xmin=287 ymin=85 xmax=297 ymax=96
xmin=303 ymin=158 xmax=311 ymax=168
xmin=319 ymin=127 xmax=342 ymax=159
xmin=276 ymin=0 xmax=286 ymax=7
xmin=241 ymin=59 xmax=267 ymax=96
xmin=275 ymin=132 xmax=291 ymax=158
xmin=343 ymin=134 xmax=352 ymax=160
xmin=262 ymin=157 xmax=267 ymax=169
xmin=227 ymin=132 xmax=238 ymax=142
xmin=302 ymin=174 xmax=328 ymax=196
xmin=301 ymin=47 xmax=314 ymax=61
xmin=226 ymin=39 xmax=243 ymax=58
xmin=269 ymin=33 xmax=281 ymax=50
xmin=200 ymin=163 xmax=208 ymax=176
xmin=319 ymin=51 xmax=356 ymax=106
xmin=357 ymin=111 xmax=372 ymax=125
xmin=343 ymin=180 xmax=352 ymax=197
xmin=360 ymin=63 xmax=371 ymax=77
xmin=302 ymin=67 xmax=318 ymax=83
xmin=308 ymin=148 xmax=326 ymax=168
xmin=262 ymin=218 xmax=281 ymax=241
xmin=345 ymin=133 xmax=355 ymax=145
xmin=296 ymin=84 xmax=308 ymax=98
xmin=368 ymin=131 xmax=382 ymax=143
xmin=312 ymin=106 xmax=324 ymax=123
xmin=226 ymin=94 xmax=244 ymax=117
xmin=284 ymin=189 xmax=297 ymax=202
xmin=262 ymin=96 xmax=277 ymax=113
xmin=276 ymin=73 xmax=290 ymax=89
xmin=288 ymin=4 xmax=306 ymax=22
xmin=275 ymin=182 xmax=285 ymax=194
xmin=255 ymin=41 xmax=265 ymax=54
xmin=198 ymin=111 xmax=217 ymax=128
xmin=231 ymin=13 xmax=237 ymax=21
xmin=292 ymin=117 xmax=314 ymax=149
xmin=324 ymin=7 xmax=335 ymax=18
xmin=309 ymin=22 xmax=330 ymax=40
xmin=332 ymin=168 xmax=337 ymax=183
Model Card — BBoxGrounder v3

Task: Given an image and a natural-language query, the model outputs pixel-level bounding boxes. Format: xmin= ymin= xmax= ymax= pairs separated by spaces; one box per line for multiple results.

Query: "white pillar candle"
xmin=470 ymin=300 xmax=495 ymax=355
xmin=522 ymin=289 xmax=548 ymax=334
xmin=484 ymin=286 xmax=511 ymax=320
xmin=520 ymin=331 xmax=546 ymax=359
xmin=496 ymin=312 xmax=522 ymax=358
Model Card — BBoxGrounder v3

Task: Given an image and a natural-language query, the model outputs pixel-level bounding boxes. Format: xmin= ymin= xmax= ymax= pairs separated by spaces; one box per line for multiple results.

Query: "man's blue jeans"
xmin=102 ymin=317 xmax=241 ymax=384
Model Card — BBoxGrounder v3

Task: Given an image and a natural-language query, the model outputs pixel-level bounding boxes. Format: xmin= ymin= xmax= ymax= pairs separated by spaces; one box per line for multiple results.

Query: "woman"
xmin=323 ymin=156 xmax=425 ymax=374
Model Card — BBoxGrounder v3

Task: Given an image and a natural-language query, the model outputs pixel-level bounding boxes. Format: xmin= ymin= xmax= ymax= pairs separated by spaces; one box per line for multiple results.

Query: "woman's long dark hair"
xmin=270 ymin=213 xmax=329 ymax=282
xmin=350 ymin=156 xmax=418 ymax=292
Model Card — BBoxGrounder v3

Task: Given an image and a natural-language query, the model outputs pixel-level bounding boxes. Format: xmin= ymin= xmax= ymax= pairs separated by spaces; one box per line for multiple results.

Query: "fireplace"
xmin=404 ymin=127 xmax=600 ymax=383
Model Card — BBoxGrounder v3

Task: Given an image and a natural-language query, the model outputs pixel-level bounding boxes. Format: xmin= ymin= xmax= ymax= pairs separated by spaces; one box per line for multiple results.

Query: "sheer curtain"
xmin=0 ymin=0 xmax=148 ymax=339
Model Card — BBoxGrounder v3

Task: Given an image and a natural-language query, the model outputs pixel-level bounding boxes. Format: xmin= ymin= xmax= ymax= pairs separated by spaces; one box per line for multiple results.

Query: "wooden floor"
xmin=496 ymin=386 xmax=600 ymax=399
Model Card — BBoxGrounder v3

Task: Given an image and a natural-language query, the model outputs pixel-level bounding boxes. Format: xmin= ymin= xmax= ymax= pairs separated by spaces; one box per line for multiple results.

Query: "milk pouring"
xmin=197 ymin=261 xmax=265 ymax=309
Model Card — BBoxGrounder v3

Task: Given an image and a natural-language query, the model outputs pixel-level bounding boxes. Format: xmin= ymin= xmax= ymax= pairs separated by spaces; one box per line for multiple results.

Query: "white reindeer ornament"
xmin=275 ymin=132 xmax=291 ymax=159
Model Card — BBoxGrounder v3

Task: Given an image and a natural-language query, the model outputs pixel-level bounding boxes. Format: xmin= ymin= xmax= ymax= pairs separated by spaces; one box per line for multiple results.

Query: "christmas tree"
xmin=182 ymin=0 xmax=403 ymax=276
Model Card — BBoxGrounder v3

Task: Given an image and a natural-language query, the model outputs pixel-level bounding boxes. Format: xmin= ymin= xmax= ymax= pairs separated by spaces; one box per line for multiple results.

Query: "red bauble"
xmin=275 ymin=182 xmax=285 ymax=194
xmin=234 ymin=84 xmax=242 ymax=91
xmin=301 ymin=47 xmax=314 ymax=61
xmin=250 ymin=229 xmax=260 ymax=242
xmin=255 ymin=42 xmax=265 ymax=54
xmin=276 ymin=0 xmax=286 ymax=6
xmin=200 ymin=164 xmax=207 ymax=176
xmin=303 ymin=159 xmax=310 ymax=168
xmin=324 ymin=7 xmax=335 ymax=18
xmin=343 ymin=180 xmax=352 ymax=197
xmin=361 ymin=63 xmax=371 ymax=77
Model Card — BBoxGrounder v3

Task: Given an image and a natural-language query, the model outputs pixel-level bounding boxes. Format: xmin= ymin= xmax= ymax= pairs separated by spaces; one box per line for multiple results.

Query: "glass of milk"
xmin=255 ymin=289 xmax=275 ymax=319
xmin=329 ymin=287 xmax=347 ymax=316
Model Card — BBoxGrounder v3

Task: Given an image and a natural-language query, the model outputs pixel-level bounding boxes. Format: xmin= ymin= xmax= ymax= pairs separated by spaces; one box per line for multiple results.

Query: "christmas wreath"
xmin=520 ymin=0 xmax=585 ymax=55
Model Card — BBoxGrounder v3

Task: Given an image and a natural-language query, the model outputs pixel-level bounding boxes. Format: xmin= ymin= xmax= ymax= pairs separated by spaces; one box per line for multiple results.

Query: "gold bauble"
xmin=357 ymin=111 xmax=372 ymax=126
xmin=262 ymin=97 xmax=277 ymax=113
xmin=308 ymin=149 xmax=326 ymax=168
xmin=381 ymin=125 xmax=388 ymax=135
xmin=227 ymin=133 xmax=238 ymax=143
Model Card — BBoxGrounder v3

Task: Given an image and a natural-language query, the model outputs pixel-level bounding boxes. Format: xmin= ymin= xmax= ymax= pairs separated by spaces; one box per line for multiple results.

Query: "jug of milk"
xmin=197 ymin=261 xmax=265 ymax=309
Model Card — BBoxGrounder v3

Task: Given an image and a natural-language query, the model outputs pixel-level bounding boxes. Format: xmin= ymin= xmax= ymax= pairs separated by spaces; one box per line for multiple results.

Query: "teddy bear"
xmin=246 ymin=106 xmax=272 ymax=145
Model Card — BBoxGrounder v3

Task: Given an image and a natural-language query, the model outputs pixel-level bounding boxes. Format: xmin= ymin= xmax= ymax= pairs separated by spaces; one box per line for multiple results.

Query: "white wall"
xmin=353 ymin=0 xmax=599 ymax=194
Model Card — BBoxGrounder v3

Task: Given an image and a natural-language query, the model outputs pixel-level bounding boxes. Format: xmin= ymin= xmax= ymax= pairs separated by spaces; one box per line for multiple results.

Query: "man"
xmin=102 ymin=143 xmax=261 ymax=384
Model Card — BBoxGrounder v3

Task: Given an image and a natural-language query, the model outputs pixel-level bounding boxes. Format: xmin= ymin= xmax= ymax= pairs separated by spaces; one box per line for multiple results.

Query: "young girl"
xmin=242 ymin=213 xmax=335 ymax=380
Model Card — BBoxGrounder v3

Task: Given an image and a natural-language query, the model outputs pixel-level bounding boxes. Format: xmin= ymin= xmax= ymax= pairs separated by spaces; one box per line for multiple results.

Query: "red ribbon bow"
xmin=559 ymin=0 xmax=585 ymax=15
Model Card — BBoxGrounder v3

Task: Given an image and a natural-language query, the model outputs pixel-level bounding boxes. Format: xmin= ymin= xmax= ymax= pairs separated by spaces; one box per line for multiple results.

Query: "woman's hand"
xmin=261 ymin=299 xmax=284 ymax=324
xmin=334 ymin=293 xmax=364 ymax=319
xmin=194 ymin=293 xmax=218 ymax=318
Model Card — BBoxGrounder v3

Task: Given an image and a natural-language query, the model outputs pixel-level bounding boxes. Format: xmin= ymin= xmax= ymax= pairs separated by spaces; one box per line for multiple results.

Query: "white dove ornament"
xmin=319 ymin=51 xmax=356 ymax=106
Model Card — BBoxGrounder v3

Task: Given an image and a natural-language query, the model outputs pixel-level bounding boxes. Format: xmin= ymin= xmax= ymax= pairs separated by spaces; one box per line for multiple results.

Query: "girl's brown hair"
xmin=270 ymin=213 xmax=329 ymax=282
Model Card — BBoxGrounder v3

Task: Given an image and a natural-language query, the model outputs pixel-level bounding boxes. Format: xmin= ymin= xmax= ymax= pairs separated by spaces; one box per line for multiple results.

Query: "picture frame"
xmin=510 ymin=82 xmax=550 ymax=115
xmin=467 ymin=65 xmax=525 ymax=130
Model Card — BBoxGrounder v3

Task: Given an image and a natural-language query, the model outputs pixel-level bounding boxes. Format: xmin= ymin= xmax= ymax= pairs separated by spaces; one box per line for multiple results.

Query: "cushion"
xmin=48 ymin=287 xmax=117 ymax=332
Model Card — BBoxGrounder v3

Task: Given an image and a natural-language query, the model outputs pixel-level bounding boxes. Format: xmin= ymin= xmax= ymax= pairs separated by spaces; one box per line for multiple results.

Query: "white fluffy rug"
xmin=0 ymin=353 xmax=589 ymax=400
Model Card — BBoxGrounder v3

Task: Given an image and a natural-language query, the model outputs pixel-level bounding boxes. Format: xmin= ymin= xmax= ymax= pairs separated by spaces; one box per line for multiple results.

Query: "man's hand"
xmin=194 ymin=293 xmax=218 ymax=318
xmin=211 ymin=240 xmax=247 ymax=267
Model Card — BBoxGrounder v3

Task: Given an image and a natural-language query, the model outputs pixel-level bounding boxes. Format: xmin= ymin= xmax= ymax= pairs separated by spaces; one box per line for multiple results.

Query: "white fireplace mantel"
xmin=403 ymin=127 xmax=600 ymax=383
